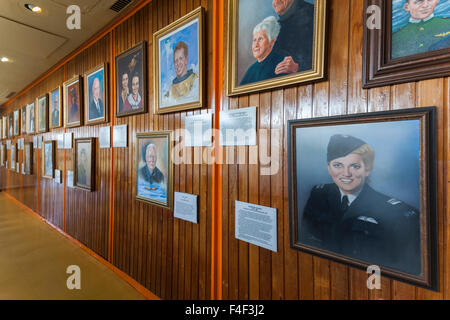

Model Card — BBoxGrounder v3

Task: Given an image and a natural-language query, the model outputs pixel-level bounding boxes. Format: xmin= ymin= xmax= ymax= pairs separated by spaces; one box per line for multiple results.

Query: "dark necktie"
xmin=340 ymin=195 xmax=349 ymax=213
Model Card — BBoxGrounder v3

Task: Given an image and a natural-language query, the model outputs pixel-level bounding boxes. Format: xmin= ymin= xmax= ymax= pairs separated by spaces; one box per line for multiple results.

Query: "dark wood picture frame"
xmin=363 ymin=0 xmax=450 ymax=88
xmin=63 ymin=75 xmax=83 ymax=128
xmin=84 ymin=63 xmax=109 ymax=125
xmin=74 ymin=137 xmax=96 ymax=192
xmin=42 ymin=140 xmax=55 ymax=179
xmin=13 ymin=109 xmax=20 ymax=137
xmin=10 ymin=143 xmax=17 ymax=171
xmin=288 ymin=107 xmax=438 ymax=290
xmin=24 ymin=142 xmax=33 ymax=175
xmin=36 ymin=94 xmax=49 ymax=133
xmin=115 ymin=41 xmax=147 ymax=118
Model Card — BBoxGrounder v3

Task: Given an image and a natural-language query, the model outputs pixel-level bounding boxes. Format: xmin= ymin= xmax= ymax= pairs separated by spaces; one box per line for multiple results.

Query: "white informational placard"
xmin=37 ymin=136 xmax=42 ymax=149
xmin=220 ymin=106 xmax=257 ymax=146
xmin=57 ymin=134 xmax=64 ymax=149
xmin=184 ymin=113 xmax=212 ymax=147
xmin=235 ymin=200 xmax=277 ymax=252
xmin=174 ymin=192 xmax=198 ymax=224
xmin=16 ymin=162 xmax=19 ymax=173
xmin=64 ymin=132 xmax=73 ymax=149
xmin=113 ymin=124 xmax=128 ymax=148
xmin=6 ymin=140 xmax=11 ymax=150
xmin=33 ymin=136 xmax=37 ymax=149
xmin=54 ymin=169 xmax=62 ymax=184
xmin=67 ymin=170 xmax=74 ymax=188
xmin=22 ymin=163 xmax=25 ymax=174
xmin=99 ymin=126 xmax=111 ymax=149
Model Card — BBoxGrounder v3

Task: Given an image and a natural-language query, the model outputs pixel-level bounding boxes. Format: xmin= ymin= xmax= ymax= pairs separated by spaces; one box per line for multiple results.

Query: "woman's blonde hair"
xmin=351 ymin=144 xmax=375 ymax=172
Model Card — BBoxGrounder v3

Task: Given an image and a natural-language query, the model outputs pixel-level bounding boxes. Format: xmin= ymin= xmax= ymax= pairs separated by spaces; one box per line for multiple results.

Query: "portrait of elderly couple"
xmin=136 ymin=132 xmax=173 ymax=210
xmin=289 ymin=108 xmax=438 ymax=288
xmin=228 ymin=0 xmax=326 ymax=95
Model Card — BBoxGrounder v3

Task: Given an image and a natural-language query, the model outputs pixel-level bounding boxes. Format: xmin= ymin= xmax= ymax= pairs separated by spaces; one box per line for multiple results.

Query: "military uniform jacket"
xmin=300 ymin=183 xmax=421 ymax=274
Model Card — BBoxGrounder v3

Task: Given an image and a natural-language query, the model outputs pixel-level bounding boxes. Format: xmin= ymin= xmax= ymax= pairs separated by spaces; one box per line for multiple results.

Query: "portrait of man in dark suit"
xmin=88 ymin=76 xmax=104 ymax=121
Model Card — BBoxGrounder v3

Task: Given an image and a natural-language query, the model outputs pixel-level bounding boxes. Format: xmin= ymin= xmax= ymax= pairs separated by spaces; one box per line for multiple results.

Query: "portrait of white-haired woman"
xmin=240 ymin=16 xmax=288 ymax=85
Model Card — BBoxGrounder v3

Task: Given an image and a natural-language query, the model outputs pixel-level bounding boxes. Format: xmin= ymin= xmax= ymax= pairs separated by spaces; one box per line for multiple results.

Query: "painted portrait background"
xmin=158 ymin=18 xmax=199 ymax=108
xmin=67 ymin=81 xmax=80 ymax=124
xmin=295 ymin=119 xmax=421 ymax=232
xmin=87 ymin=68 xmax=105 ymax=120
xmin=137 ymin=137 xmax=169 ymax=204
xmin=236 ymin=0 xmax=315 ymax=84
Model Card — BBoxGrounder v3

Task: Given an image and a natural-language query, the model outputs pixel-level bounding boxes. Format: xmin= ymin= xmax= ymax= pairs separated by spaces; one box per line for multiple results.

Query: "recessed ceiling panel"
xmin=0 ymin=17 xmax=66 ymax=59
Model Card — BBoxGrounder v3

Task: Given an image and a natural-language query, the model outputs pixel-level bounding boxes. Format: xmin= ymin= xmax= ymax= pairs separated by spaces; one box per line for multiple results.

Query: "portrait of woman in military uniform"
xmin=288 ymin=108 xmax=438 ymax=288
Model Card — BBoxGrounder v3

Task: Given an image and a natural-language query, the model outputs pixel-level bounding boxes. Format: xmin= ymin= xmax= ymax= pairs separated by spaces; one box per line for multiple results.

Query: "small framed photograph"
xmin=84 ymin=63 xmax=108 ymax=125
xmin=64 ymin=76 xmax=83 ymax=128
xmin=21 ymin=107 xmax=26 ymax=135
xmin=74 ymin=138 xmax=95 ymax=191
xmin=13 ymin=109 xmax=20 ymax=136
xmin=115 ymin=41 xmax=147 ymax=117
xmin=363 ymin=0 xmax=450 ymax=88
xmin=37 ymin=94 xmax=49 ymax=133
xmin=26 ymin=102 xmax=36 ymax=134
xmin=288 ymin=107 xmax=438 ymax=289
xmin=112 ymin=124 xmax=127 ymax=148
xmin=2 ymin=116 xmax=6 ymax=139
xmin=8 ymin=113 xmax=13 ymax=138
xmin=153 ymin=7 xmax=205 ymax=114
xmin=24 ymin=142 xmax=33 ymax=175
xmin=227 ymin=0 xmax=328 ymax=96
xmin=136 ymin=131 xmax=173 ymax=209
xmin=42 ymin=140 xmax=55 ymax=179
xmin=10 ymin=143 xmax=16 ymax=171
xmin=49 ymin=86 xmax=63 ymax=129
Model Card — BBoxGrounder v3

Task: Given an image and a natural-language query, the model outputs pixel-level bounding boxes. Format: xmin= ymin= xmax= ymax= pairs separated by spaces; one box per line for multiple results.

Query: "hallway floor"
xmin=0 ymin=192 xmax=146 ymax=300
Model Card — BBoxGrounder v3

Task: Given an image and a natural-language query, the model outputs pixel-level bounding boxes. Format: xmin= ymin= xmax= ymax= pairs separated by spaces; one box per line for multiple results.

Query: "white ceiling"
xmin=0 ymin=0 xmax=138 ymax=106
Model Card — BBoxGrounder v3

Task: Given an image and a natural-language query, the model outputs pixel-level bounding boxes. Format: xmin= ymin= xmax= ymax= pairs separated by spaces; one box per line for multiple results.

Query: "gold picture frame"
xmin=49 ymin=86 xmax=63 ymax=129
xmin=227 ymin=0 xmax=328 ymax=96
xmin=63 ymin=75 xmax=83 ymax=128
xmin=84 ymin=63 xmax=109 ymax=125
xmin=153 ymin=6 xmax=205 ymax=114
xmin=135 ymin=131 xmax=173 ymax=210
xmin=74 ymin=137 xmax=96 ymax=191
xmin=36 ymin=93 xmax=49 ymax=133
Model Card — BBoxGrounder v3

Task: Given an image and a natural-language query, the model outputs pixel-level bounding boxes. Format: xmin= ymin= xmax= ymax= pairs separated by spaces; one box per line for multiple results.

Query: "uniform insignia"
xmin=387 ymin=198 xmax=402 ymax=205
xmin=405 ymin=210 xmax=417 ymax=217
xmin=315 ymin=184 xmax=324 ymax=189
xmin=357 ymin=216 xmax=378 ymax=224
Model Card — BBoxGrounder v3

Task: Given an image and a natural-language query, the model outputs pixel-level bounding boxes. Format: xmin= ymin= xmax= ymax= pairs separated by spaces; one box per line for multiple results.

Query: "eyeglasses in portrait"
xmin=49 ymin=86 xmax=63 ymax=129
xmin=42 ymin=141 xmax=55 ymax=179
xmin=64 ymin=76 xmax=83 ymax=128
xmin=288 ymin=107 xmax=438 ymax=289
xmin=135 ymin=131 xmax=173 ymax=210
xmin=115 ymin=42 xmax=147 ymax=117
xmin=227 ymin=0 xmax=327 ymax=96
xmin=363 ymin=0 xmax=450 ymax=87
xmin=74 ymin=138 xmax=95 ymax=191
xmin=153 ymin=7 xmax=204 ymax=114
xmin=84 ymin=64 xmax=108 ymax=125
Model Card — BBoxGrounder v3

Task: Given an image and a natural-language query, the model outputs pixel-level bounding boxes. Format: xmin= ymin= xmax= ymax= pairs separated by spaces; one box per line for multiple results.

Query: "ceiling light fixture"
xmin=24 ymin=4 xmax=42 ymax=13
xmin=1 ymin=57 xmax=9 ymax=63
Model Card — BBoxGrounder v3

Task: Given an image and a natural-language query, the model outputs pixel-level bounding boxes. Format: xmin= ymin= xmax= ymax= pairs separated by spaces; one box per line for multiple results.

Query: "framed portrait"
xmin=363 ymin=0 xmax=450 ymax=88
xmin=13 ymin=109 xmax=20 ymax=136
xmin=49 ymin=86 xmax=63 ymax=129
xmin=10 ymin=143 xmax=16 ymax=171
xmin=8 ymin=113 xmax=13 ymax=138
xmin=74 ymin=138 xmax=95 ymax=191
xmin=136 ymin=131 xmax=173 ymax=210
xmin=21 ymin=106 xmax=26 ymax=134
xmin=24 ymin=142 xmax=33 ymax=175
xmin=288 ymin=107 xmax=438 ymax=289
xmin=2 ymin=116 xmax=6 ymax=139
xmin=37 ymin=94 xmax=49 ymax=133
xmin=153 ymin=7 xmax=204 ymax=114
xmin=84 ymin=63 xmax=108 ymax=125
xmin=26 ymin=102 xmax=36 ymax=134
xmin=64 ymin=76 xmax=83 ymax=128
xmin=1 ymin=144 xmax=5 ymax=167
xmin=227 ymin=0 xmax=327 ymax=96
xmin=42 ymin=140 xmax=55 ymax=179
xmin=115 ymin=41 xmax=147 ymax=117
